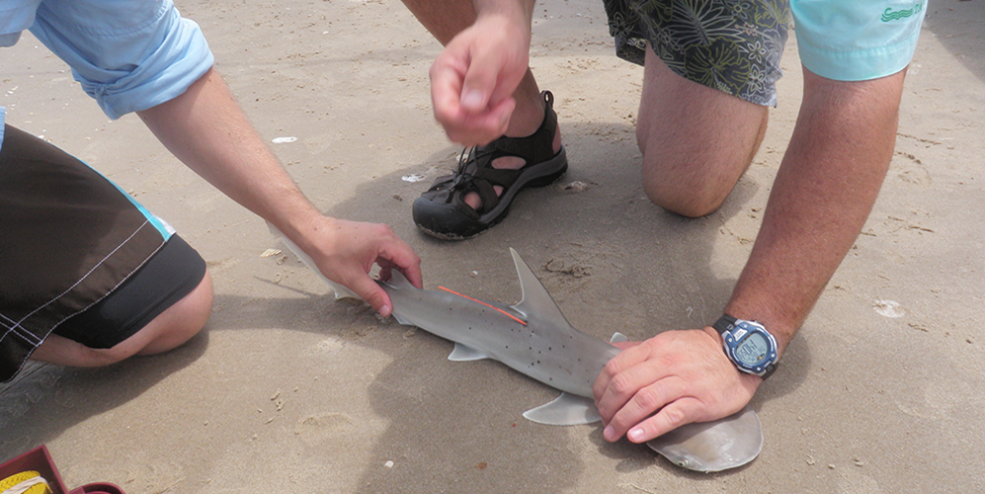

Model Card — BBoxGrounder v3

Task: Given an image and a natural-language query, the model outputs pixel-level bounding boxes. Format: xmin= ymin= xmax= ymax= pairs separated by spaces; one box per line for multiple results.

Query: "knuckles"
xmin=632 ymin=386 xmax=663 ymax=412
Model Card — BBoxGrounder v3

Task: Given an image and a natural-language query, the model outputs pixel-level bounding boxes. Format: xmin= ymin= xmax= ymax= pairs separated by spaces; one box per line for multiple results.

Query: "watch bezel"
xmin=713 ymin=315 xmax=779 ymax=378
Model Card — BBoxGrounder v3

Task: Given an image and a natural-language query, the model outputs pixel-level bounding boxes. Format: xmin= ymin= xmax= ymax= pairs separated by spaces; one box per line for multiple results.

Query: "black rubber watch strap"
xmin=712 ymin=314 xmax=738 ymax=335
xmin=761 ymin=362 xmax=778 ymax=380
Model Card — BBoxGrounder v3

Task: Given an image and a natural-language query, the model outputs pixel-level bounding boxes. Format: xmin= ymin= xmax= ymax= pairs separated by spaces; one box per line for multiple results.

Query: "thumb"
xmin=348 ymin=275 xmax=393 ymax=317
xmin=611 ymin=341 xmax=644 ymax=351
xmin=459 ymin=55 xmax=500 ymax=113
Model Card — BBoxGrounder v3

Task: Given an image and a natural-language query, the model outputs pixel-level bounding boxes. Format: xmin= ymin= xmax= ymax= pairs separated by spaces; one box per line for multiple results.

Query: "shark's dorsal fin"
xmin=610 ymin=332 xmax=628 ymax=343
xmin=509 ymin=248 xmax=571 ymax=327
xmin=522 ymin=392 xmax=601 ymax=425
xmin=448 ymin=343 xmax=489 ymax=361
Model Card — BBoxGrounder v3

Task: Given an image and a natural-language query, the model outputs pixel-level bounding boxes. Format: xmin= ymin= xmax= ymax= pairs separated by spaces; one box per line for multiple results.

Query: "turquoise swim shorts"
xmin=793 ymin=0 xmax=927 ymax=81
xmin=603 ymin=0 xmax=927 ymax=106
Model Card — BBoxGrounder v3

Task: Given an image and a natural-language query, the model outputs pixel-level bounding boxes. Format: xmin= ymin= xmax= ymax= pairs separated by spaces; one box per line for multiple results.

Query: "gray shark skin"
xmin=379 ymin=248 xmax=763 ymax=473
xmin=269 ymin=225 xmax=763 ymax=472
xmin=381 ymin=249 xmax=620 ymax=415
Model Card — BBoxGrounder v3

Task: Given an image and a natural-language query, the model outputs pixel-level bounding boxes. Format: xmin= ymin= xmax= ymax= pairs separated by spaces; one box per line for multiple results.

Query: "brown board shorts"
xmin=0 ymin=124 xmax=206 ymax=382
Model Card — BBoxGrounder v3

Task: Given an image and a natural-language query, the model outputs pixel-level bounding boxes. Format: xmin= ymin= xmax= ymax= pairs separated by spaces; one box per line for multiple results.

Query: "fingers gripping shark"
xmin=271 ymin=226 xmax=763 ymax=472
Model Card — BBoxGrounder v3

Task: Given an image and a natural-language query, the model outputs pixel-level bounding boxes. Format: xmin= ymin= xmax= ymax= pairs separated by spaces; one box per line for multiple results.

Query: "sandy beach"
xmin=2 ymin=0 xmax=983 ymax=492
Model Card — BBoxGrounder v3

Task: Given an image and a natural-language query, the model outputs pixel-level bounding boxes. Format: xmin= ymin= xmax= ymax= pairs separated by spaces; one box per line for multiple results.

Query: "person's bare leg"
xmin=402 ymin=0 xmax=561 ymax=209
xmin=636 ymin=45 xmax=769 ymax=218
xmin=31 ymin=271 xmax=213 ymax=367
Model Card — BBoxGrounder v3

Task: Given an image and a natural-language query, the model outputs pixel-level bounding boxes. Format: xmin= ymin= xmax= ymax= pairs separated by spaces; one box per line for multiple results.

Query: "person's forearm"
xmin=473 ymin=0 xmax=535 ymax=21
xmin=402 ymin=0 xmax=534 ymax=46
xmin=136 ymin=66 xmax=423 ymax=313
xmin=136 ymin=68 xmax=322 ymax=250
xmin=472 ymin=0 xmax=535 ymax=55
xmin=725 ymin=67 xmax=907 ymax=356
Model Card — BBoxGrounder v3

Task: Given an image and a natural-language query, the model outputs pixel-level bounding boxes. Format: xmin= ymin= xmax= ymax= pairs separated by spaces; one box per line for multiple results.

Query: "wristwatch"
xmin=712 ymin=315 xmax=779 ymax=379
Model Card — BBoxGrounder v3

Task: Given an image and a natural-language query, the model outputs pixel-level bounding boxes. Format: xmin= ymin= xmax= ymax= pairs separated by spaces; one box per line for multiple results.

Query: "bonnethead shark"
xmin=272 ymin=227 xmax=763 ymax=472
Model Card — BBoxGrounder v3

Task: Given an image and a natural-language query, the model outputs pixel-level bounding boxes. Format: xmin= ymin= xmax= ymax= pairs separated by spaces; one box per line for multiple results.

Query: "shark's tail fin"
xmin=267 ymin=222 xmax=359 ymax=300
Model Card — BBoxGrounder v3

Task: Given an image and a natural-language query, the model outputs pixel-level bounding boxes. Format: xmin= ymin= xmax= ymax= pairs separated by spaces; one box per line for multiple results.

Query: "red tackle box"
xmin=0 ymin=445 xmax=125 ymax=494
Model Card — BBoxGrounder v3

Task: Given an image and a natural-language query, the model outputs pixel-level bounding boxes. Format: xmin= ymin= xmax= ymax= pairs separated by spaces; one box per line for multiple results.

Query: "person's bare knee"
xmin=31 ymin=270 xmax=213 ymax=368
xmin=641 ymin=157 xmax=733 ymax=218
xmin=136 ymin=269 xmax=213 ymax=356
xmin=636 ymin=47 xmax=768 ymax=218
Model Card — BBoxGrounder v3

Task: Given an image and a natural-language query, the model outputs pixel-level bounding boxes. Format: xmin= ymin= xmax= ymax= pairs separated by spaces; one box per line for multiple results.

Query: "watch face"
xmin=735 ymin=332 xmax=769 ymax=366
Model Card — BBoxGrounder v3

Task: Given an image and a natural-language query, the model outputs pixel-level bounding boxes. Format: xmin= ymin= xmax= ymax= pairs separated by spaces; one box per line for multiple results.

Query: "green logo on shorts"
xmin=882 ymin=3 xmax=922 ymax=22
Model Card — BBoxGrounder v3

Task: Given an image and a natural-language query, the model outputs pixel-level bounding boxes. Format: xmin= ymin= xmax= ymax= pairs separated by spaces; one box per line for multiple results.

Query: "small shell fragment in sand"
xmin=384 ymin=461 xmax=394 ymax=468
xmin=563 ymin=180 xmax=592 ymax=193
xmin=272 ymin=136 xmax=297 ymax=144
xmin=401 ymin=173 xmax=426 ymax=183
xmin=260 ymin=248 xmax=282 ymax=258
xmin=873 ymin=300 xmax=905 ymax=318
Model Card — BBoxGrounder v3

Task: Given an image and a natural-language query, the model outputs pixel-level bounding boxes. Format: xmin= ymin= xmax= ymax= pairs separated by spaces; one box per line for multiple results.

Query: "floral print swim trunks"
xmin=603 ymin=0 xmax=791 ymax=106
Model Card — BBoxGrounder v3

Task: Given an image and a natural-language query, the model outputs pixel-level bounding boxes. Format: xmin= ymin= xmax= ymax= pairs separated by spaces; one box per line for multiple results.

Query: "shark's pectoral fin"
xmin=448 ymin=343 xmax=490 ymax=361
xmin=522 ymin=393 xmax=601 ymax=426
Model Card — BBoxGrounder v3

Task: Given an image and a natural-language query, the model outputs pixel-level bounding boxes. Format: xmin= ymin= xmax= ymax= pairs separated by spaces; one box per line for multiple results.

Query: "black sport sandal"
xmin=412 ymin=91 xmax=568 ymax=240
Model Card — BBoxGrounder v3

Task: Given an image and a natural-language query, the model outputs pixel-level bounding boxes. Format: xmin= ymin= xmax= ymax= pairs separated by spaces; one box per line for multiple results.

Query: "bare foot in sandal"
xmin=412 ymin=91 xmax=568 ymax=240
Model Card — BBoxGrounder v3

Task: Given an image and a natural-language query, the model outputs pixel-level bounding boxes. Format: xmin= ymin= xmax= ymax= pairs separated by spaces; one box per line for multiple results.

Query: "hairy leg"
xmin=31 ymin=271 xmax=214 ymax=367
xmin=636 ymin=46 xmax=769 ymax=218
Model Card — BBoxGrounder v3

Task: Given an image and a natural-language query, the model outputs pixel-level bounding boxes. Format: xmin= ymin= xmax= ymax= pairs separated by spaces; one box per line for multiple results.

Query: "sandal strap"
xmin=474 ymin=91 xmax=559 ymax=169
xmin=427 ymin=91 xmax=559 ymax=213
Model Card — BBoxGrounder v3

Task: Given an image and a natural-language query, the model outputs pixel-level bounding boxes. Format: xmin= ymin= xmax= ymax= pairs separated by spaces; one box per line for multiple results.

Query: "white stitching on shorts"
xmin=0 ymin=220 xmax=153 ymax=348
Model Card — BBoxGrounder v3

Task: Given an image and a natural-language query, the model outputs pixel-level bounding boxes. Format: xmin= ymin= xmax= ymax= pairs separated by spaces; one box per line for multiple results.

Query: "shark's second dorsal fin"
xmin=509 ymin=248 xmax=571 ymax=328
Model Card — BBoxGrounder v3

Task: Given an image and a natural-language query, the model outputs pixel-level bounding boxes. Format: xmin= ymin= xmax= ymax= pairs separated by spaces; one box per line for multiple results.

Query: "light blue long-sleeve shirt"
xmin=1 ymin=0 xmax=214 ymax=150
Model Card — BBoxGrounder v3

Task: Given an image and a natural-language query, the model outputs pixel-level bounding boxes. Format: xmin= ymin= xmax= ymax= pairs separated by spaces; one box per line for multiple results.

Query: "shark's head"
xmin=646 ymin=405 xmax=763 ymax=473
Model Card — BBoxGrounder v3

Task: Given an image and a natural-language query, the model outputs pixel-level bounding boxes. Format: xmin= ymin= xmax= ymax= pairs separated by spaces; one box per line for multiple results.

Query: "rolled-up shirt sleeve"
xmin=0 ymin=0 xmax=41 ymax=47
xmin=28 ymin=0 xmax=214 ymax=119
